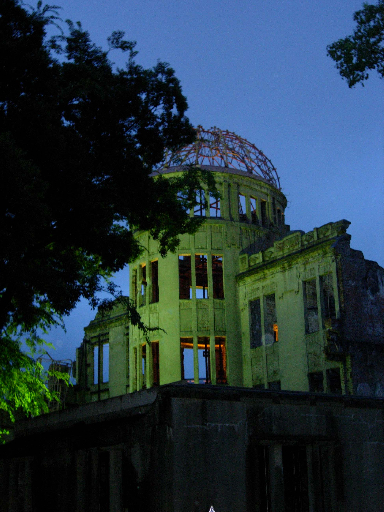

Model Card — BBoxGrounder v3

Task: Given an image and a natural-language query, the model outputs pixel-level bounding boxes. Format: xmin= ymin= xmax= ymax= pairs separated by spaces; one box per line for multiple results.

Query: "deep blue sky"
xmin=42 ymin=0 xmax=383 ymax=362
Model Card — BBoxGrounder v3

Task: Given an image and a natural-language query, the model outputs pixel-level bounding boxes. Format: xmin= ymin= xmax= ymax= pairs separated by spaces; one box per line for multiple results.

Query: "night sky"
xmin=41 ymin=0 xmax=383 ymax=363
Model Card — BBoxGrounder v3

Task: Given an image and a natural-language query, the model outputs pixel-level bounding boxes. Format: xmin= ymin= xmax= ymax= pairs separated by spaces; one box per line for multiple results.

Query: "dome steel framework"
xmin=164 ymin=126 xmax=281 ymax=189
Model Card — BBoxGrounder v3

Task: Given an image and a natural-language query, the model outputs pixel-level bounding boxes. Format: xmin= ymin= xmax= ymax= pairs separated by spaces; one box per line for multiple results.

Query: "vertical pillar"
xmin=76 ymin=450 xmax=87 ymax=512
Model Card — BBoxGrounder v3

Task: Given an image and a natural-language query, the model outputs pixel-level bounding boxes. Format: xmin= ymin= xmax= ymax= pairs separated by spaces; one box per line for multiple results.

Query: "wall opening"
xmin=151 ymin=260 xmax=159 ymax=303
xmin=180 ymin=338 xmax=194 ymax=381
xmin=131 ymin=268 xmax=137 ymax=306
xmin=250 ymin=197 xmax=258 ymax=224
xmin=194 ymin=189 xmax=206 ymax=216
xmin=264 ymin=294 xmax=278 ymax=345
xmin=210 ymin=193 xmax=220 ymax=217
xmin=250 ymin=299 xmax=262 ymax=348
xmin=140 ymin=264 xmax=146 ymax=306
xmin=152 ymin=341 xmax=160 ymax=386
xmin=195 ymin=254 xmax=208 ymax=299
xmin=321 ymin=274 xmax=336 ymax=323
xmin=304 ymin=279 xmax=319 ymax=333
xmin=260 ymin=199 xmax=267 ymax=227
xmin=327 ymin=367 xmax=342 ymax=394
xmin=272 ymin=197 xmax=277 ymax=225
xmin=215 ymin=337 xmax=227 ymax=384
xmin=212 ymin=255 xmax=224 ymax=299
xmin=198 ymin=337 xmax=211 ymax=383
xmin=239 ymin=193 xmax=247 ymax=222
xmin=179 ymin=255 xmax=192 ymax=299
xmin=141 ymin=344 xmax=146 ymax=389
xmin=93 ymin=345 xmax=99 ymax=385
xmin=282 ymin=446 xmax=309 ymax=511
xmin=308 ymin=371 xmax=324 ymax=392
xmin=102 ymin=343 xmax=109 ymax=383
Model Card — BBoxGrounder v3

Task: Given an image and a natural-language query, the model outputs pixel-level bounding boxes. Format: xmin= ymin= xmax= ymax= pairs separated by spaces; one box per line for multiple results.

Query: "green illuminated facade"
xmin=75 ymin=127 xmax=384 ymax=401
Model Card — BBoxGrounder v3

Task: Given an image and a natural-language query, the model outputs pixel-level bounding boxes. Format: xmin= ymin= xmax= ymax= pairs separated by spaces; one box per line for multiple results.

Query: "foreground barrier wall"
xmin=0 ymin=385 xmax=383 ymax=512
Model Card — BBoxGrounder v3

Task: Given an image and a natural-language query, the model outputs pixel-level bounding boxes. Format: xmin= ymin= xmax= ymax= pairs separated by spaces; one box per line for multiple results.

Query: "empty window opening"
xmin=272 ymin=197 xmax=277 ymax=225
xmin=140 ymin=264 xmax=146 ymax=306
xmin=133 ymin=347 xmax=137 ymax=391
xmin=131 ymin=268 xmax=137 ymax=306
xmin=180 ymin=338 xmax=194 ymax=382
xmin=152 ymin=341 xmax=160 ymax=386
xmin=194 ymin=189 xmax=206 ymax=216
xmin=321 ymin=274 xmax=336 ymax=323
xmin=282 ymin=446 xmax=309 ymax=512
xmin=151 ymin=260 xmax=159 ymax=303
xmin=212 ymin=255 xmax=224 ymax=299
xmin=308 ymin=371 xmax=324 ymax=392
xmin=209 ymin=193 xmax=221 ymax=217
xmin=179 ymin=255 xmax=192 ymax=299
xmin=215 ymin=337 xmax=227 ymax=384
xmin=260 ymin=200 xmax=267 ymax=227
xmin=250 ymin=197 xmax=258 ymax=224
xmin=102 ymin=343 xmax=109 ymax=383
xmin=238 ymin=194 xmax=247 ymax=222
xmin=304 ymin=280 xmax=319 ymax=333
xmin=141 ymin=344 xmax=146 ymax=389
xmin=177 ymin=191 xmax=190 ymax=215
xmin=268 ymin=380 xmax=281 ymax=391
xmin=327 ymin=367 xmax=342 ymax=394
xmin=93 ymin=345 xmax=99 ymax=385
xmin=195 ymin=254 xmax=208 ymax=299
xmin=277 ymin=208 xmax=282 ymax=226
xmin=198 ymin=337 xmax=211 ymax=384
xmin=250 ymin=299 xmax=262 ymax=348
xmin=264 ymin=294 xmax=278 ymax=345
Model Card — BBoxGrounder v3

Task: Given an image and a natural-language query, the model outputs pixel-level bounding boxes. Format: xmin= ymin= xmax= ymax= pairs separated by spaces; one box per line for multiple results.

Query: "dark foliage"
xmin=327 ymin=1 xmax=384 ymax=87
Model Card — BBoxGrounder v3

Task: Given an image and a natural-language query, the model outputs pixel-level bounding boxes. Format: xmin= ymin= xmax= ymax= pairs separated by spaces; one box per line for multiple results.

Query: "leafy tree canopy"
xmin=0 ymin=0 xmax=216 ymax=431
xmin=327 ymin=1 xmax=384 ymax=87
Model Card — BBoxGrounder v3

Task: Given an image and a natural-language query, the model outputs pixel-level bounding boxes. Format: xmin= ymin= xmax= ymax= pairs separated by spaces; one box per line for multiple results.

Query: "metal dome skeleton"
xmin=164 ymin=126 xmax=281 ymax=190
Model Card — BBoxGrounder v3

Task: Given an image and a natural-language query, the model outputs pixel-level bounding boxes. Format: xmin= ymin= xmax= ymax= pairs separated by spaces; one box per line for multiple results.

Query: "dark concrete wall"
xmin=0 ymin=385 xmax=383 ymax=512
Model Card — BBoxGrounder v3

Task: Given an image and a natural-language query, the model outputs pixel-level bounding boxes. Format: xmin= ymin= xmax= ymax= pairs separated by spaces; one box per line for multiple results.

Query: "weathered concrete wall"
xmin=1 ymin=386 xmax=383 ymax=512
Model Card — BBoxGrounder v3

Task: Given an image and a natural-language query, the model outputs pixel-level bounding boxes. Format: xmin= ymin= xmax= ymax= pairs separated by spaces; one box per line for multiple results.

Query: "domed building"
xmin=3 ymin=127 xmax=383 ymax=512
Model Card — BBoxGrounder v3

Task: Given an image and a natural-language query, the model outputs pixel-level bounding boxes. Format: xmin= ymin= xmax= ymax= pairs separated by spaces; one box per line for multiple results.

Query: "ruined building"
xmin=75 ymin=126 xmax=384 ymax=400
xmin=1 ymin=127 xmax=384 ymax=512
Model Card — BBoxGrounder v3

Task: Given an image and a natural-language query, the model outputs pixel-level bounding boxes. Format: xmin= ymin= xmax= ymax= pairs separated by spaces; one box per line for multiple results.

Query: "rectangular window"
xmin=198 ymin=337 xmax=211 ymax=384
xmin=140 ymin=264 xmax=146 ymax=306
xmin=308 ymin=371 xmax=324 ymax=392
xmin=180 ymin=338 xmax=194 ymax=381
xmin=102 ymin=343 xmax=109 ymax=383
xmin=93 ymin=345 xmax=99 ymax=385
xmin=141 ymin=344 xmax=146 ymax=389
xmin=151 ymin=260 xmax=159 ymax=303
xmin=261 ymin=199 xmax=267 ymax=227
xmin=179 ymin=255 xmax=192 ymax=299
xmin=131 ymin=268 xmax=137 ymax=307
xmin=238 ymin=193 xmax=247 ymax=222
xmin=212 ymin=255 xmax=224 ymax=299
xmin=250 ymin=197 xmax=258 ymax=224
xmin=194 ymin=189 xmax=206 ymax=216
xmin=264 ymin=294 xmax=278 ymax=345
xmin=250 ymin=299 xmax=262 ymax=348
xmin=277 ymin=208 xmax=282 ymax=226
xmin=321 ymin=274 xmax=336 ymax=323
xmin=272 ymin=197 xmax=277 ymax=225
xmin=209 ymin=193 xmax=220 ymax=217
xmin=327 ymin=368 xmax=342 ymax=394
xmin=152 ymin=342 xmax=160 ymax=386
xmin=304 ymin=280 xmax=319 ymax=333
xmin=195 ymin=254 xmax=208 ymax=299
xmin=215 ymin=337 xmax=227 ymax=384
